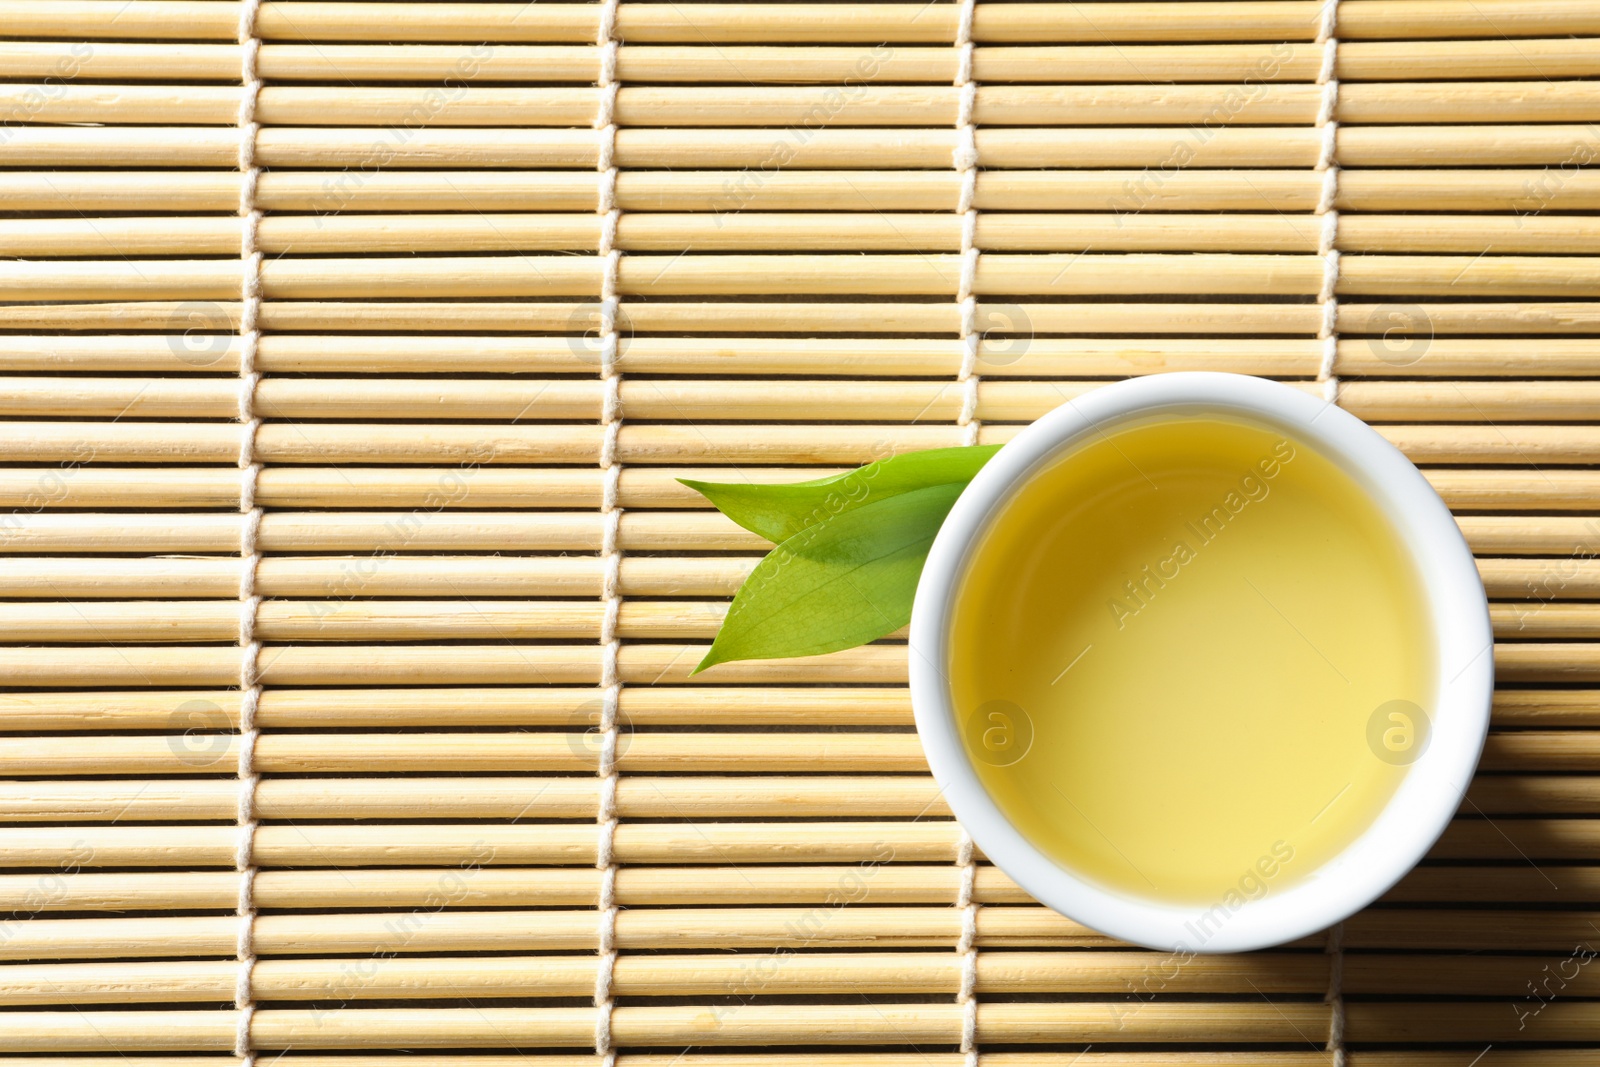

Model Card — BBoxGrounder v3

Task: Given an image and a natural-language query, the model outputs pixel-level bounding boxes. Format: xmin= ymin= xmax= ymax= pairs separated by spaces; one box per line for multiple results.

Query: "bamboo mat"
xmin=0 ymin=0 xmax=1598 ymax=1062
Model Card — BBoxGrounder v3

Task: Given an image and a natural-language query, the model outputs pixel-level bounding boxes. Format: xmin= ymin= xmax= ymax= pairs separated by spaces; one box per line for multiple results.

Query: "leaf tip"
xmin=689 ymin=646 xmax=722 ymax=676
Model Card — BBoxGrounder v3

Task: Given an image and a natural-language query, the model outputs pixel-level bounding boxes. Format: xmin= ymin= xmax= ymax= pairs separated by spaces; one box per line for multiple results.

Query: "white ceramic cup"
xmin=909 ymin=372 xmax=1493 ymax=952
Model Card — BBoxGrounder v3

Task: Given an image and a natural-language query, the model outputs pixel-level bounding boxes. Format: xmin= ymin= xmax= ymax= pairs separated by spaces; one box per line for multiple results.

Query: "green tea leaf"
xmin=693 ymin=481 xmax=966 ymax=673
xmin=680 ymin=444 xmax=999 ymax=543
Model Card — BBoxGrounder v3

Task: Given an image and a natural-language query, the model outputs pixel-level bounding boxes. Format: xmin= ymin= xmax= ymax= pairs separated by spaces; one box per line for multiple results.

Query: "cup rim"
xmin=908 ymin=372 xmax=1493 ymax=952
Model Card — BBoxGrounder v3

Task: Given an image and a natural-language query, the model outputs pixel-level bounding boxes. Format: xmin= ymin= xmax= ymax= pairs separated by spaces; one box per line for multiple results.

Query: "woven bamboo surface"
xmin=0 ymin=0 xmax=1598 ymax=1062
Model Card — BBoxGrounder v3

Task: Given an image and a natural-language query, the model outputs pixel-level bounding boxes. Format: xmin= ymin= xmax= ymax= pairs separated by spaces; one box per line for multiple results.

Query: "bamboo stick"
xmin=0 ymin=515 xmax=257 ymax=555
xmin=0 ymin=599 xmax=732 ymax=642
xmin=1465 ymin=775 xmax=1600 ymax=814
xmin=5 ymin=300 xmax=1600 ymax=337
xmin=0 ymin=171 xmax=599 ymax=213
xmin=1482 ymin=731 xmax=1600 ymax=773
xmin=5 ymin=334 xmax=1600 ymax=379
xmin=0 ymin=213 xmax=1303 ymax=257
xmin=1493 ymin=644 xmax=1600 ymax=682
xmin=1385 ymin=865 xmax=1600 ymax=904
xmin=9 ymin=81 xmax=1600 ymax=127
xmin=0 ymin=596 xmax=1588 ymax=643
xmin=0 ymin=643 xmax=908 ymax=686
xmin=1480 ymin=559 xmax=1600 ymax=599
xmin=1336 ymin=216 xmax=1600 ymax=255
xmin=0 ymin=467 xmax=626 ymax=510
xmin=0 ymin=422 xmax=614 ymax=464
xmin=0 ymin=951 xmax=1332 ymax=1005
xmin=2 ymin=216 xmax=609 ymax=257
xmin=0 ymin=1057 xmax=1350 ymax=1067
xmin=1342 ymin=255 xmax=1600 ymax=297
xmin=8 ymin=170 xmax=1600 ymax=214
xmin=0 ymin=1057 xmax=1352 ymax=1067
xmin=0 ymin=1034 xmax=1544 ymax=1065
xmin=13 ymin=2 xmax=1600 ymax=45
xmin=1457 ymin=517 xmax=1600 ymax=556
xmin=0 ymin=1002 xmax=1328 ymax=1052
xmin=0 ymin=43 xmax=1334 ymax=85
xmin=1339 ymin=382 xmax=1600 ymax=420
xmin=0 ymin=732 xmax=929 ymax=776
xmin=1364 ymin=303 xmax=1600 ymax=336
xmin=0 ymin=373 xmax=1135 ymax=421
xmin=0 ymin=961 xmax=243 ymax=1005
xmin=10 ymin=376 xmax=1600 ymax=423
xmin=1337 ymin=81 xmax=1600 ymax=123
xmin=833 ymin=422 xmax=1578 ymax=464
xmin=1433 ymin=473 xmax=1600 ymax=511
xmin=13 ymin=254 xmax=1600 ymax=301
xmin=0 ymin=334 xmax=1432 ymax=376
xmin=0 ymin=1010 xmax=233 ymax=1053
xmin=0 ymin=686 xmax=910 ymax=730
xmin=10 ymin=40 xmax=1600 ymax=85
xmin=0 ymin=777 xmax=947 ymax=823
xmin=1348 ymin=910 xmax=1600 ymax=952
xmin=9 ymin=213 xmax=1600 ymax=257
xmin=0 ymin=124 xmax=1428 ymax=172
xmin=0 ymin=555 xmax=759 ymax=598
xmin=1341 ymin=125 xmax=1600 ymax=167
xmin=0 ymin=824 xmax=918 ymax=871
xmin=9 ymin=81 xmax=1600 ymax=128
xmin=0 ymin=513 xmax=770 ymax=554
xmin=0 ymin=126 xmax=605 ymax=169
xmin=0 ymin=335 xmax=1319 ymax=375
xmin=4 ymin=254 xmax=1332 ymax=301
xmin=0 ymin=2 xmax=1324 ymax=46
xmin=1489 ymin=689 xmax=1600 ymax=727
xmin=1338 ymin=37 xmax=1600 ymax=78
xmin=1339 ymin=0 xmax=1600 ymax=39
xmin=10 ymin=124 xmax=1600 ymax=170
xmin=0 ymin=866 xmax=1036 ymax=913
xmin=20 ymin=951 xmax=1596 ymax=1004
xmin=1356 ymin=1056 xmax=1596 ymax=1067
xmin=0 ymin=1061 xmax=230 ymax=1067
xmin=0 ymin=376 xmax=930 ymax=420
xmin=0 ymin=906 xmax=1105 ymax=960
xmin=1346 ymin=1002 xmax=1600 ymax=1044
xmin=1489 ymin=603 xmax=1600 ymax=639
xmin=0 ymin=2 xmax=1317 ymax=45
xmin=664 ymin=3 xmax=1324 ymax=45
xmin=27 ymin=123 xmax=1600 ymax=172
xmin=1432 ymin=816 xmax=1600 ymax=860
xmin=0 ymin=83 xmax=1314 ymax=128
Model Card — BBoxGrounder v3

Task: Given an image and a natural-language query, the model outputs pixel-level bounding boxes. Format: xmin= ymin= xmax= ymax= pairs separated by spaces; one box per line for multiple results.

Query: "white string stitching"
xmin=594 ymin=1 xmax=622 ymax=1063
xmin=1316 ymin=0 xmax=1347 ymax=958
xmin=234 ymin=0 xmax=263 ymax=1061
xmin=1326 ymin=921 xmax=1347 ymax=1067
xmin=954 ymin=7 xmax=981 ymax=1051
xmin=1315 ymin=0 xmax=1342 ymax=404
xmin=955 ymin=829 xmax=979 ymax=1064
xmin=953 ymin=0 xmax=981 ymax=447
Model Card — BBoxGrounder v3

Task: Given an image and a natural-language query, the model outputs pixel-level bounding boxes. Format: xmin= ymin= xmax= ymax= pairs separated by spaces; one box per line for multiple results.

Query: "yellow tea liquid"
xmin=950 ymin=413 xmax=1435 ymax=906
